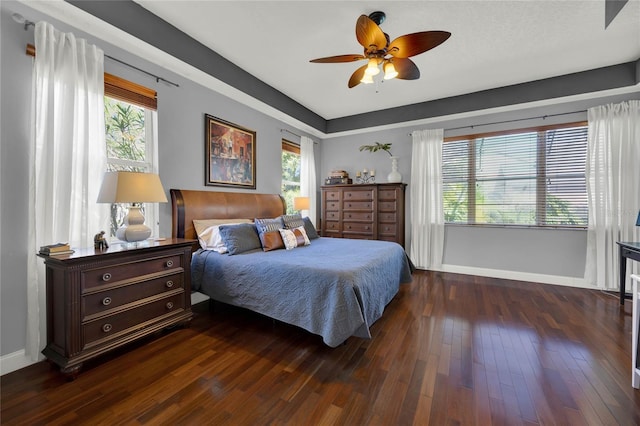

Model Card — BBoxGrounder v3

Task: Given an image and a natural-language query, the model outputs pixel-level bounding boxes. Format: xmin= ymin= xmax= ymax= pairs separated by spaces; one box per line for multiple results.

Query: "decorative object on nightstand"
xmin=94 ymin=231 xmax=109 ymax=250
xmin=358 ymin=142 xmax=402 ymax=183
xmin=97 ymin=171 xmax=168 ymax=243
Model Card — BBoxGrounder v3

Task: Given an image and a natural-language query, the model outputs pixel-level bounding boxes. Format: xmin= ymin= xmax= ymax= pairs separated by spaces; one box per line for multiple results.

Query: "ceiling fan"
xmin=310 ymin=11 xmax=451 ymax=88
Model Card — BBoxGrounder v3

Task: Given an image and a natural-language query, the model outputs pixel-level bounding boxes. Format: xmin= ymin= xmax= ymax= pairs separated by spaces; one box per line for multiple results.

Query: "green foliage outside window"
xmin=281 ymin=150 xmax=301 ymax=214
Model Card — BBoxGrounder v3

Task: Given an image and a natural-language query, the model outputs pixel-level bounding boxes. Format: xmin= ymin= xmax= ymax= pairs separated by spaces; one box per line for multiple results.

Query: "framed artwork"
xmin=204 ymin=114 xmax=256 ymax=189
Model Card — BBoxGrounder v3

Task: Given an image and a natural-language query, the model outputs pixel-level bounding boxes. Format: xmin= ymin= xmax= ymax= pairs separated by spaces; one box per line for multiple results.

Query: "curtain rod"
xmin=280 ymin=129 xmax=318 ymax=144
xmin=18 ymin=14 xmax=179 ymax=88
xmin=408 ymin=109 xmax=587 ymax=136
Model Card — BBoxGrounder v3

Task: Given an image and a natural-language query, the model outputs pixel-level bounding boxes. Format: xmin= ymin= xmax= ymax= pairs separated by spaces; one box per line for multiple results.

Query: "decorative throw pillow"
xmin=254 ymin=217 xmax=284 ymax=234
xmin=218 ymin=223 xmax=261 ymax=255
xmin=281 ymin=213 xmax=305 ymax=229
xmin=302 ymin=217 xmax=319 ymax=239
xmin=260 ymin=230 xmax=285 ymax=252
xmin=193 ymin=218 xmax=252 ymax=252
xmin=279 ymin=226 xmax=311 ymax=250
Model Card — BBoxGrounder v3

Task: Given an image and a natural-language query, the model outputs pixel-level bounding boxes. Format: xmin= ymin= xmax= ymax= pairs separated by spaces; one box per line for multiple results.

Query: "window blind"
xmin=442 ymin=123 xmax=588 ymax=227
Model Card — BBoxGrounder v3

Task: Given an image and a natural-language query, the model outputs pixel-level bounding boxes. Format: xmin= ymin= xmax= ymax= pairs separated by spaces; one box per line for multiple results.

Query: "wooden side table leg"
xmin=620 ymin=245 xmax=627 ymax=305
xmin=632 ymin=275 xmax=640 ymax=389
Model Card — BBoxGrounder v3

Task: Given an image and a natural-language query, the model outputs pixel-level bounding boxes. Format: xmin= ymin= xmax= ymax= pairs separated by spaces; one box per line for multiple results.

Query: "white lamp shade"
xmin=294 ymin=196 xmax=310 ymax=210
xmin=97 ymin=171 xmax=168 ymax=204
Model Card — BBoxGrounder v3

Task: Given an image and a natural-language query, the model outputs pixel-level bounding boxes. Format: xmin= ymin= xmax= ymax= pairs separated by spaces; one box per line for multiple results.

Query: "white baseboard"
xmin=434 ymin=264 xmax=597 ymax=289
xmin=0 ymin=349 xmax=37 ymax=376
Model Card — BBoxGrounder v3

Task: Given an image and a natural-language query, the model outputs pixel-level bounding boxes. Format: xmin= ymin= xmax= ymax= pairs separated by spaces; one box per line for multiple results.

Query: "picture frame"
xmin=204 ymin=114 xmax=256 ymax=189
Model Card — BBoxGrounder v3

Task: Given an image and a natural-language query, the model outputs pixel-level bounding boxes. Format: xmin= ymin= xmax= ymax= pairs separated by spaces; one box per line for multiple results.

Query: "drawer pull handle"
xmin=102 ymin=297 xmax=112 ymax=306
xmin=166 ymin=280 xmax=174 ymax=288
xmin=102 ymin=323 xmax=112 ymax=333
xmin=166 ymin=302 xmax=174 ymax=310
xmin=166 ymin=260 xmax=174 ymax=268
xmin=102 ymin=273 xmax=112 ymax=282
xmin=365 ymin=226 xmax=370 ymax=230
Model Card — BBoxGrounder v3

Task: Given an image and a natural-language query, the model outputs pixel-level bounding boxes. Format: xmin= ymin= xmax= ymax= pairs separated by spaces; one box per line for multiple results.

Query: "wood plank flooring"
xmin=2 ymin=271 xmax=640 ymax=425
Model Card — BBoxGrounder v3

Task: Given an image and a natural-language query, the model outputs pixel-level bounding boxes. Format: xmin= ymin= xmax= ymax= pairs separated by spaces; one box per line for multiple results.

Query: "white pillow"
xmin=193 ymin=218 xmax=252 ymax=252
xmin=278 ymin=226 xmax=311 ymax=250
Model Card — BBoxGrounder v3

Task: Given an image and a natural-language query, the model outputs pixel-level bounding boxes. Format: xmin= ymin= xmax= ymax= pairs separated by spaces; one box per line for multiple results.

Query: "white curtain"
xmin=300 ymin=136 xmax=317 ymax=225
xmin=409 ymin=129 xmax=445 ymax=269
xmin=585 ymin=100 xmax=640 ymax=290
xmin=26 ymin=22 xmax=106 ymax=360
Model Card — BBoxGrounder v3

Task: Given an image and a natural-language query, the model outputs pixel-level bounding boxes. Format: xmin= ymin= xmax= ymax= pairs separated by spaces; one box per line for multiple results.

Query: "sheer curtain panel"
xmin=585 ymin=100 xmax=640 ymax=290
xmin=26 ymin=22 xmax=107 ymax=361
xmin=300 ymin=136 xmax=317 ymax=225
xmin=409 ymin=129 xmax=445 ymax=269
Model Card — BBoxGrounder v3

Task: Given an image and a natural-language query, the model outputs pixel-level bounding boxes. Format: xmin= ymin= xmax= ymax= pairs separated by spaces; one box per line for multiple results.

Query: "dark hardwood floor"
xmin=2 ymin=271 xmax=640 ymax=425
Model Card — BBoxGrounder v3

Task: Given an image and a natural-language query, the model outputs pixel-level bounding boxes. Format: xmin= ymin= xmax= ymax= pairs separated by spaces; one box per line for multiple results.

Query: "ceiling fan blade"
xmin=355 ymin=15 xmax=388 ymax=53
xmin=393 ymin=58 xmax=420 ymax=80
xmin=388 ymin=31 xmax=451 ymax=58
xmin=310 ymin=54 xmax=367 ymax=63
xmin=348 ymin=64 xmax=368 ymax=88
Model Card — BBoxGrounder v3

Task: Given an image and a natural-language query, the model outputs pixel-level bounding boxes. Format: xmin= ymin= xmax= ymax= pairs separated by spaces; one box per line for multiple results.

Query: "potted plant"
xmin=358 ymin=142 xmax=401 ymax=183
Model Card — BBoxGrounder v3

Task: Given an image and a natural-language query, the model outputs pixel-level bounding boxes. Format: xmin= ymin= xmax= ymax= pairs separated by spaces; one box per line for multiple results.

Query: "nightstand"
xmin=38 ymin=238 xmax=196 ymax=379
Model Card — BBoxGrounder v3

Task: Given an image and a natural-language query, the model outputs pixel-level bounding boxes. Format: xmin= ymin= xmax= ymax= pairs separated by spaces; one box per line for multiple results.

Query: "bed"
xmin=171 ymin=189 xmax=413 ymax=347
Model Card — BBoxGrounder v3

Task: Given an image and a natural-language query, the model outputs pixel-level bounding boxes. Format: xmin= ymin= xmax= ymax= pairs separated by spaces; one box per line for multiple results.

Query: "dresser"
xmin=321 ymin=183 xmax=406 ymax=247
xmin=38 ymin=238 xmax=195 ymax=379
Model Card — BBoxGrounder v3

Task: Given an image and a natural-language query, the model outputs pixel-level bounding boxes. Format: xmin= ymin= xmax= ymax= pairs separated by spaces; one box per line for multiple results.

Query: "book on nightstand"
xmin=39 ymin=243 xmax=74 ymax=256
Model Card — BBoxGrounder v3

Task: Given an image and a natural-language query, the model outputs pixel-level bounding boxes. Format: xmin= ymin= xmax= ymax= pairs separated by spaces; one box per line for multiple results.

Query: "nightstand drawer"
xmin=83 ymin=273 xmax=184 ymax=319
xmin=82 ymin=254 xmax=182 ymax=290
xmin=83 ymin=293 xmax=185 ymax=348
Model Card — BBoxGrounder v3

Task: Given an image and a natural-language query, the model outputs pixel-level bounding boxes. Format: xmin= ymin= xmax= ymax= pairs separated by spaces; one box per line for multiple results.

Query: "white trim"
xmin=434 ymin=264 xmax=595 ymax=289
xmin=0 ymin=349 xmax=38 ymax=376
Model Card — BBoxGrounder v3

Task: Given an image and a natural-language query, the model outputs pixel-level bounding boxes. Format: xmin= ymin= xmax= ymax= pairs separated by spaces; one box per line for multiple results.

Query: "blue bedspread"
xmin=191 ymin=237 xmax=413 ymax=347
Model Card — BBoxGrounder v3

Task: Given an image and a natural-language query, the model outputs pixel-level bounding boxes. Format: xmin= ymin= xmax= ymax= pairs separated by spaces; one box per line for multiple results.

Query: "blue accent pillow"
xmin=281 ymin=213 xmax=305 ymax=229
xmin=254 ymin=217 xmax=284 ymax=234
xmin=218 ymin=223 xmax=261 ymax=255
xmin=302 ymin=217 xmax=319 ymax=239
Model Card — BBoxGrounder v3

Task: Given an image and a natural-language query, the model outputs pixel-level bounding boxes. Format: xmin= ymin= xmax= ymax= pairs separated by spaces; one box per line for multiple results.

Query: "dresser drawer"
xmin=83 ymin=293 xmax=185 ymax=348
xmin=82 ymin=254 xmax=182 ymax=291
xmin=325 ymin=201 xmax=340 ymax=211
xmin=324 ymin=211 xmax=340 ymax=221
xmin=378 ymin=201 xmax=397 ymax=211
xmin=379 ymin=212 xmax=397 ymax=222
xmin=324 ymin=221 xmax=341 ymax=231
xmin=343 ymin=201 xmax=373 ymax=211
xmin=379 ymin=224 xmax=397 ymax=237
xmin=325 ymin=191 xmax=341 ymax=202
xmin=378 ymin=189 xmax=398 ymax=201
xmin=83 ymin=273 xmax=184 ymax=319
xmin=343 ymin=211 xmax=373 ymax=221
xmin=343 ymin=222 xmax=374 ymax=233
xmin=343 ymin=189 xmax=374 ymax=201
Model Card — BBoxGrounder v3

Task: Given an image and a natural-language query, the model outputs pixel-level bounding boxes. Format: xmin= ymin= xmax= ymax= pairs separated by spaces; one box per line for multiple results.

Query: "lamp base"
xmin=116 ymin=205 xmax=152 ymax=243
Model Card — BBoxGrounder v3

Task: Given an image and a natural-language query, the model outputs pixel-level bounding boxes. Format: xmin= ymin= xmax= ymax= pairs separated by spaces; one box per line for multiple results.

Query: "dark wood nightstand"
xmin=38 ymin=238 xmax=196 ymax=379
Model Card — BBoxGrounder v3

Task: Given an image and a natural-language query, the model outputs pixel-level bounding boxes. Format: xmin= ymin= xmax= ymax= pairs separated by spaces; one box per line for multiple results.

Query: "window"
xmin=442 ymin=122 xmax=588 ymax=228
xmin=281 ymin=140 xmax=301 ymax=214
xmin=104 ymin=74 xmax=158 ymax=237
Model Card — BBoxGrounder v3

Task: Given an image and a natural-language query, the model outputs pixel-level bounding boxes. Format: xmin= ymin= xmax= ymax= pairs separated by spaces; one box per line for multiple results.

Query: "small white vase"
xmin=387 ymin=156 xmax=402 ymax=183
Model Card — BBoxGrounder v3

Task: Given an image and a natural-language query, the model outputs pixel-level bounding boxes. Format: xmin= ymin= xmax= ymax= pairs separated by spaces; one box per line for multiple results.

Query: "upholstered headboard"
xmin=171 ymin=189 xmax=287 ymax=241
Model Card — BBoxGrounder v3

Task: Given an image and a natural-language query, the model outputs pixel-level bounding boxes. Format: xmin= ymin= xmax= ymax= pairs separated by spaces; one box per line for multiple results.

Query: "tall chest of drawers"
xmin=38 ymin=238 xmax=195 ymax=379
xmin=321 ymin=183 xmax=406 ymax=247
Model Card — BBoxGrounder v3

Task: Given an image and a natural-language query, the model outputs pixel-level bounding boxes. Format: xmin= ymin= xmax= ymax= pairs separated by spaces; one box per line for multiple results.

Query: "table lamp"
xmin=294 ymin=196 xmax=310 ymax=214
xmin=97 ymin=171 xmax=168 ymax=242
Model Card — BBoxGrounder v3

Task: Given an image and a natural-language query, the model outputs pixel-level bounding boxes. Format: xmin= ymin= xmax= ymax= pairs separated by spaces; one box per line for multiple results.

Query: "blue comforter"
xmin=191 ymin=237 xmax=413 ymax=347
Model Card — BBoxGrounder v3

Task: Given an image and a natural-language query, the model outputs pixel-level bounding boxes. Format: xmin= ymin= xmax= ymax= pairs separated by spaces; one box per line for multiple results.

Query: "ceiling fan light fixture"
xmin=364 ymin=58 xmax=380 ymax=76
xmin=360 ymin=73 xmax=374 ymax=84
xmin=383 ymin=61 xmax=398 ymax=80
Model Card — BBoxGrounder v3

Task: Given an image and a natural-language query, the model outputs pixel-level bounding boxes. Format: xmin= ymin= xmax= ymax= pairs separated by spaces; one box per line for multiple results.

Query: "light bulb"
xmin=360 ymin=73 xmax=374 ymax=84
xmin=364 ymin=58 xmax=380 ymax=76
xmin=383 ymin=61 xmax=398 ymax=80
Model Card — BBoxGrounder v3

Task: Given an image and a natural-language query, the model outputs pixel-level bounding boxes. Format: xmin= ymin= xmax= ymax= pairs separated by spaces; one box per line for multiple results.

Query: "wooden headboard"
xmin=171 ymin=189 xmax=287 ymax=240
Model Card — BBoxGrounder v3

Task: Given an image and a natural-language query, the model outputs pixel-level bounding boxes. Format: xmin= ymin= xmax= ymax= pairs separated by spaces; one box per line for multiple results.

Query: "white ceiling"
xmin=133 ymin=0 xmax=640 ymax=120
